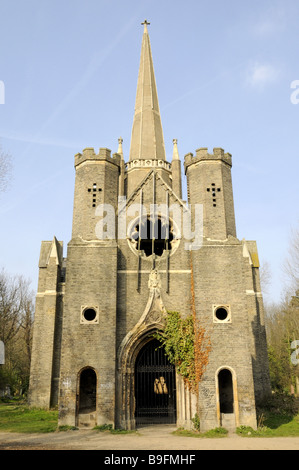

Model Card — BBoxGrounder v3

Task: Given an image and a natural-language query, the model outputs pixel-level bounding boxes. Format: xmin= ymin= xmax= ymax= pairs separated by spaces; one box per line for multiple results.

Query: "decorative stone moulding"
xmin=126 ymin=159 xmax=171 ymax=171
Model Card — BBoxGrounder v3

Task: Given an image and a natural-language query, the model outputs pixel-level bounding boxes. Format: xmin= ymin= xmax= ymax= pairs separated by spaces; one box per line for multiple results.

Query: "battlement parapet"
xmin=184 ymin=147 xmax=232 ymax=173
xmin=74 ymin=147 xmax=121 ymax=168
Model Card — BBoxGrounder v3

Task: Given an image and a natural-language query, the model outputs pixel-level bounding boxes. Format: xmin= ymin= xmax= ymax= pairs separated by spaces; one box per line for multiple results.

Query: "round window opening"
xmin=128 ymin=215 xmax=179 ymax=258
xmin=83 ymin=308 xmax=97 ymax=322
xmin=215 ymin=307 xmax=228 ymax=321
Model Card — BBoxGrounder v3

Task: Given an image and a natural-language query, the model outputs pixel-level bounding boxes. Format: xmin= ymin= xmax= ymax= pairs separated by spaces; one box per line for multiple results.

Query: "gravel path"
xmin=0 ymin=425 xmax=299 ymax=450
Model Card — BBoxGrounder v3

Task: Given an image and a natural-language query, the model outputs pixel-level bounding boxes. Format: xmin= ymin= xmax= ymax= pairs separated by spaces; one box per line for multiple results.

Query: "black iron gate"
xmin=135 ymin=339 xmax=176 ymax=426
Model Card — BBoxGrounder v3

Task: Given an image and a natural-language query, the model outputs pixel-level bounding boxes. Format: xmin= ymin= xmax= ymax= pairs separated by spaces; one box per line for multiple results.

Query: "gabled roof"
xmin=39 ymin=237 xmax=63 ymax=268
xmin=118 ymin=169 xmax=188 ymax=215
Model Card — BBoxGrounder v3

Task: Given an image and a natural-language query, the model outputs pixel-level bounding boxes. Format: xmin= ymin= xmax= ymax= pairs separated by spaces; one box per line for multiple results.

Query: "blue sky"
xmin=0 ymin=0 xmax=298 ymax=304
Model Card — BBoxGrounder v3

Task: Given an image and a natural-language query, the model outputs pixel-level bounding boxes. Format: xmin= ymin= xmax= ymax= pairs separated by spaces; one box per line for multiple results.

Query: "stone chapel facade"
xmin=28 ymin=22 xmax=271 ymax=431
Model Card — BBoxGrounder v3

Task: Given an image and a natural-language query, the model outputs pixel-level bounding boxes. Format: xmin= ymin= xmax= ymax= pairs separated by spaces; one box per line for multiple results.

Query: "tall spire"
xmin=129 ymin=21 xmax=166 ymax=161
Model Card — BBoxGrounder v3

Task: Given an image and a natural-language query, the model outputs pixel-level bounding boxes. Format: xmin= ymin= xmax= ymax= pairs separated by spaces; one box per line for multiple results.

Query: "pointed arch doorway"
xmin=76 ymin=367 xmax=97 ymax=428
xmin=134 ymin=339 xmax=177 ymax=426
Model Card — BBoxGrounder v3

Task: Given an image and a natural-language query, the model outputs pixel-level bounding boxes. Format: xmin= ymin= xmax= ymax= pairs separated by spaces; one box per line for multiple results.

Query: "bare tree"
xmin=20 ymin=291 xmax=34 ymax=364
xmin=262 ymin=226 xmax=299 ymax=393
xmin=284 ymin=225 xmax=299 ymax=293
xmin=0 ymin=270 xmax=34 ymax=342
xmin=0 ymin=270 xmax=34 ymax=395
xmin=260 ymin=259 xmax=272 ymax=297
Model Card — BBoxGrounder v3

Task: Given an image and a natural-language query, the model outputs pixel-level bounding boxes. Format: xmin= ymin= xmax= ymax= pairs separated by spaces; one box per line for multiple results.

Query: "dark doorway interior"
xmin=79 ymin=368 xmax=97 ymax=413
xmin=135 ymin=339 xmax=176 ymax=426
xmin=218 ymin=369 xmax=234 ymax=413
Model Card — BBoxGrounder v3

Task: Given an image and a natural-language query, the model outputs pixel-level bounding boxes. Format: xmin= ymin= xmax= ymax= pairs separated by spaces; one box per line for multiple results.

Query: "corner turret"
xmin=184 ymin=147 xmax=236 ymax=240
xmin=72 ymin=147 xmax=120 ymax=240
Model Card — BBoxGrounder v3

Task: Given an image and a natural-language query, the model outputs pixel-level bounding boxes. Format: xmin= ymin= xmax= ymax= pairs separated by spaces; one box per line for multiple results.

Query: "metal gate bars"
xmin=135 ymin=339 xmax=176 ymax=426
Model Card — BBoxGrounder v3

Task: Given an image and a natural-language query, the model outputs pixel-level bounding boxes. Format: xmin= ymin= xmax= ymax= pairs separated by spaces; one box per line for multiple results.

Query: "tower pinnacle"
xmin=117 ymin=137 xmax=124 ymax=160
xmin=172 ymin=139 xmax=180 ymax=160
xmin=171 ymin=139 xmax=182 ymax=198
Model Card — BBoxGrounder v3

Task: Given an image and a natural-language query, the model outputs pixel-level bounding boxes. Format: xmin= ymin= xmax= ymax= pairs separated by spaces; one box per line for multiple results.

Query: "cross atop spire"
xmin=141 ymin=19 xmax=150 ymax=27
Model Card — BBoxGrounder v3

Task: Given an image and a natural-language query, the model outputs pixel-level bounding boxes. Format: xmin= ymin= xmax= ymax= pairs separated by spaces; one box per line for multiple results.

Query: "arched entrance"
xmin=216 ymin=367 xmax=239 ymax=430
xmin=218 ymin=368 xmax=234 ymax=413
xmin=77 ymin=367 xmax=97 ymax=427
xmin=134 ymin=339 xmax=176 ymax=426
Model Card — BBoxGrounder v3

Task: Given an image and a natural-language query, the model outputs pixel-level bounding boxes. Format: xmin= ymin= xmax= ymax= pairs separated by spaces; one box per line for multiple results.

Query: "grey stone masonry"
xmin=28 ymin=23 xmax=271 ymax=432
xmin=28 ymin=238 xmax=64 ymax=408
xmin=58 ymin=240 xmax=118 ymax=427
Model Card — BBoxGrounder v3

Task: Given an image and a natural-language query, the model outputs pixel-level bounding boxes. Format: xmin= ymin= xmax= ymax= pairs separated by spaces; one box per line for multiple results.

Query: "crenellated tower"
xmin=72 ymin=147 xmax=120 ymax=240
xmin=184 ymin=147 xmax=236 ymax=240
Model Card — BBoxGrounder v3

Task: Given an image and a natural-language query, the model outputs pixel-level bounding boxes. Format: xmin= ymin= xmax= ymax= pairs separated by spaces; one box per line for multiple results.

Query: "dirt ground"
xmin=0 ymin=425 xmax=299 ymax=451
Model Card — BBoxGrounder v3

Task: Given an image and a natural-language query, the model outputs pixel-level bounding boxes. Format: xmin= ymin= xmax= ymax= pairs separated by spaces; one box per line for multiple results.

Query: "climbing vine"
xmin=154 ymin=251 xmax=211 ymax=394
xmin=190 ymin=250 xmax=211 ymax=392
xmin=154 ymin=311 xmax=196 ymax=390
xmin=154 ymin=310 xmax=210 ymax=394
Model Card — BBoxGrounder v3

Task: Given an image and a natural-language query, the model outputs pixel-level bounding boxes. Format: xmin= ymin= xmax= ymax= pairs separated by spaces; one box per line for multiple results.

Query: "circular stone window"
xmin=213 ymin=306 xmax=231 ymax=323
xmin=128 ymin=214 xmax=180 ymax=259
xmin=81 ymin=306 xmax=99 ymax=324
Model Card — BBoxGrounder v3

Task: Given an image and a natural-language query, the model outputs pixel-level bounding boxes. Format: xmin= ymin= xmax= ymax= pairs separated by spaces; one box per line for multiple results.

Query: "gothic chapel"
xmin=28 ymin=21 xmax=271 ymax=431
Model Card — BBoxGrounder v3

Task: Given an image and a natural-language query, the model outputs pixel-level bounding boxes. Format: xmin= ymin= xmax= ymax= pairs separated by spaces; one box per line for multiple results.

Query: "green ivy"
xmin=153 ymin=311 xmax=197 ymax=391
